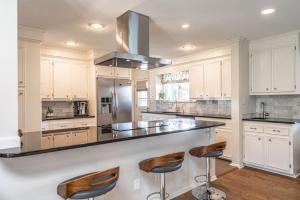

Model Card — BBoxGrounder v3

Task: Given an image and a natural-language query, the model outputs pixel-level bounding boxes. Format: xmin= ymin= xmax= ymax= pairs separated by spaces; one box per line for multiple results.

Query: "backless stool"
xmin=189 ymin=142 xmax=226 ymax=200
xmin=139 ymin=152 xmax=185 ymax=200
xmin=57 ymin=167 xmax=119 ymax=200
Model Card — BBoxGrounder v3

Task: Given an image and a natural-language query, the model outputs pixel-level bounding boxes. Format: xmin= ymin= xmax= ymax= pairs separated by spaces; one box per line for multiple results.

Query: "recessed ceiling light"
xmin=181 ymin=44 xmax=195 ymax=50
xmin=261 ymin=8 xmax=275 ymax=15
xmin=88 ymin=23 xmax=105 ymax=30
xmin=181 ymin=24 xmax=190 ymax=29
xmin=65 ymin=40 xmax=78 ymax=47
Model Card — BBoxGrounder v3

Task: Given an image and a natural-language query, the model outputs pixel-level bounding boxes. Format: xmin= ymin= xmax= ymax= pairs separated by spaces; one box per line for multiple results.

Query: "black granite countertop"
xmin=243 ymin=117 xmax=300 ymax=124
xmin=0 ymin=119 xmax=224 ymax=158
xmin=42 ymin=115 xmax=95 ymax=121
xmin=142 ymin=111 xmax=231 ymax=119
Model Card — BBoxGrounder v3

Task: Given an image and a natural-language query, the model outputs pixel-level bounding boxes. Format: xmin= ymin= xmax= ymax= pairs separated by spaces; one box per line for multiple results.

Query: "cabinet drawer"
xmin=41 ymin=122 xmax=49 ymax=131
xmin=52 ymin=122 xmax=73 ymax=130
xmin=244 ymin=124 xmax=264 ymax=133
xmin=264 ymin=126 xmax=289 ymax=136
xmin=73 ymin=120 xmax=94 ymax=128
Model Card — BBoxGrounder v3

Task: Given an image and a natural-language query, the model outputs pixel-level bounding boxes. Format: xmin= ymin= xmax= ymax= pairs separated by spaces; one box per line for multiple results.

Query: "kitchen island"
xmin=0 ymin=119 xmax=224 ymax=200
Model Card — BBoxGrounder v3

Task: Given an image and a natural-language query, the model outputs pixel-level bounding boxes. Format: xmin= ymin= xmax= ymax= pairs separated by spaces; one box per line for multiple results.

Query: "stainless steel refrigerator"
xmin=97 ymin=77 xmax=132 ymax=127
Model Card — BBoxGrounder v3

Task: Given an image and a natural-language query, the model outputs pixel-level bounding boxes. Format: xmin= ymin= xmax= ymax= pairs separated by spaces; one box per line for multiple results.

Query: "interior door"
xmin=97 ymin=78 xmax=114 ymax=126
xmin=244 ymin=133 xmax=264 ymax=166
xmin=251 ymin=49 xmax=272 ymax=93
xmin=272 ymin=45 xmax=296 ymax=93
xmin=115 ymin=79 xmax=132 ymax=123
xmin=266 ymin=136 xmax=291 ymax=171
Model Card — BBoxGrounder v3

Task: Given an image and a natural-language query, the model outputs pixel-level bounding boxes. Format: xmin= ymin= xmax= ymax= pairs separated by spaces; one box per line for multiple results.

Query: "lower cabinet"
xmin=244 ymin=133 xmax=264 ymax=166
xmin=243 ymin=122 xmax=294 ymax=176
xmin=41 ymin=134 xmax=54 ymax=149
xmin=72 ymin=130 xmax=88 ymax=145
xmin=53 ymin=132 xmax=72 ymax=148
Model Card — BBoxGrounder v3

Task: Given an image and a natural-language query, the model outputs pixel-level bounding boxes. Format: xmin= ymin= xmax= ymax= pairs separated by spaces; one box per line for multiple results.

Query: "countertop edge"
xmin=242 ymin=118 xmax=299 ymax=124
xmin=0 ymin=122 xmax=225 ymax=158
xmin=142 ymin=111 xmax=232 ymax=120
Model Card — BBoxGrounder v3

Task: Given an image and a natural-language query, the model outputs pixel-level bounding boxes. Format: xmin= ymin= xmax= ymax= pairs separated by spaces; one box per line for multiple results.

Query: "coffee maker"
xmin=74 ymin=101 xmax=88 ymax=116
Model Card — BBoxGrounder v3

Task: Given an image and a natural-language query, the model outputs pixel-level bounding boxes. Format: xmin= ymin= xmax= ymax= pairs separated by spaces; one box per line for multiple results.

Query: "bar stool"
xmin=57 ymin=167 xmax=119 ymax=200
xmin=139 ymin=152 xmax=185 ymax=200
xmin=189 ymin=142 xmax=226 ymax=200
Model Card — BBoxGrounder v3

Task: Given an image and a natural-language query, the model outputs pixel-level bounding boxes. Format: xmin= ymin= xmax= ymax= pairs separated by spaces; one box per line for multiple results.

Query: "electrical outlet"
xmin=133 ymin=178 xmax=140 ymax=190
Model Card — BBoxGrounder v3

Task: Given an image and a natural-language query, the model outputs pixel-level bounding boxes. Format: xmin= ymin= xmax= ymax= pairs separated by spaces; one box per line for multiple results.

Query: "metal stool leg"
xmin=88 ymin=198 xmax=94 ymax=200
xmin=160 ymin=173 xmax=166 ymax=200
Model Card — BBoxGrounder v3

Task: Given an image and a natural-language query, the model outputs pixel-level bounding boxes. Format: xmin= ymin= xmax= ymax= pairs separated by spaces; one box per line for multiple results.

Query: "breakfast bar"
xmin=0 ymin=119 xmax=224 ymax=200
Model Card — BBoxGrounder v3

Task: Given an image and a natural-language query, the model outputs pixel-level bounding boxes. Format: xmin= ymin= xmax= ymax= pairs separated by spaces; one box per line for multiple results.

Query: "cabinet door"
xmin=72 ymin=130 xmax=88 ymax=145
xmin=71 ymin=63 xmax=88 ymax=99
xmin=204 ymin=61 xmax=222 ymax=98
xmin=41 ymin=135 xmax=53 ymax=149
xmin=251 ymin=49 xmax=272 ymax=93
xmin=222 ymin=59 xmax=231 ymax=98
xmin=18 ymin=47 xmax=25 ymax=87
xmin=18 ymin=89 xmax=25 ymax=131
xmin=272 ymin=45 xmax=296 ymax=93
xmin=266 ymin=136 xmax=291 ymax=171
xmin=149 ymin=70 xmax=157 ymax=100
xmin=189 ymin=64 xmax=204 ymax=99
xmin=115 ymin=67 xmax=131 ymax=79
xmin=53 ymin=133 xmax=72 ymax=148
xmin=244 ymin=133 xmax=264 ymax=165
xmin=40 ymin=58 xmax=52 ymax=99
xmin=96 ymin=66 xmax=114 ymax=77
xmin=216 ymin=129 xmax=232 ymax=159
xmin=53 ymin=60 xmax=71 ymax=99
xmin=88 ymin=130 xmax=98 ymax=143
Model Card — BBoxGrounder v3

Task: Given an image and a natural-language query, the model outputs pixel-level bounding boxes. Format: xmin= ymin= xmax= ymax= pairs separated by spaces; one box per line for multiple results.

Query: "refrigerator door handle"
xmin=111 ymin=91 xmax=116 ymax=120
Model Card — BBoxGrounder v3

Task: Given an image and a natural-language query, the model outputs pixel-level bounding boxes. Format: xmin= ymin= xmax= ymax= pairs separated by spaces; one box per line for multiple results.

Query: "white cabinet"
xmin=203 ymin=60 xmax=222 ymax=98
xmin=53 ymin=60 xmax=72 ymax=99
xmin=72 ymin=130 xmax=88 ymax=145
xmin=148 ymin=70 xmax=157 ymax=100
xmin=41 ymin=57 xmax=89 ymax=101
xmin=115 ymin=67 xmax=131 ymax=79
xmin=53 ymin=132 xmax=72 ymax=148
xmin=71 ymin=63 xmax=88 ymax=99
xmin=272 ymin=45 xmax=296 ymax=92
xmin=41 ymin=134 xmax=53 ymax=149
xmin=40 ymin=58 xmax=52 ymax=99
xmin=250 ymin=33 xmax=299 ymax=95
xmin=96 ymin=66 xmax=114 ymax=77
xmin=189 ymin=64 xmax=204 ymax=99
xmin=244 ymin=133 xmax=264 ymax=166
xmin=221 ymin=58 xmax=231 ymax=98
xmin=18 ymin=89 xmax=25 ymax=131
xmin=251 ymin=49 xmax=272 ymax=93
xmin=18 ymin=47 xmax=25 ymax=87
xmin=42 ymin=118 xmax=96 ymax=131
xmin=96 ymin=66 xmax=131 ymax=79
xmin=243 ymin=121 xmax=298 ymax=177
xmin=265 ymin=136 xmax=291 ymax=171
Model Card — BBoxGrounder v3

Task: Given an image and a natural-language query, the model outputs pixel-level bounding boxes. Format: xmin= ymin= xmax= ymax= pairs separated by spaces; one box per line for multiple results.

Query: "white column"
xmin=0 ymin=0 xmax=19 ymax=149
xmin=230 ymin=37 xmax=256 ymax=167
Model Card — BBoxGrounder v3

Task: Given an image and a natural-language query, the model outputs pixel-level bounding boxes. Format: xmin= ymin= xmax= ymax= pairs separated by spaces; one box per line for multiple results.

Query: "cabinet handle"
xmin=19 ymin=92 xmax=23 ymax=95
xmin=19 ymin=81 xmax=23 ymax=84
xmin=250 ymin=127 xmax=257 ymax=130
xmin=273 ymin=88 xmax=277 ymax=90
xmin=266 ymin=88 xmax=269 ymax=91
xmin=224 ymin=93 xmax=226 ymax=97
xmin=269 ymin=139 xmax=272 ymax=142
xmin=258 ymin=138 xmax=261 ymax=141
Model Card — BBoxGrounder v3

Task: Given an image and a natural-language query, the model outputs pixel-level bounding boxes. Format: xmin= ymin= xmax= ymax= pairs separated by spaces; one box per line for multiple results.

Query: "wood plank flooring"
xmin=174 ymin=162 xmax=300 ymax=200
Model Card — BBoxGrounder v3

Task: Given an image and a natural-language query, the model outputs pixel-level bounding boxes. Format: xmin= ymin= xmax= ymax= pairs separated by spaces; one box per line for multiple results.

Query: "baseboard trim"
xmin=230 ymin=162 xmax=244 ymax=169
xmin=0 ymin=136 xmax=20 ymax=149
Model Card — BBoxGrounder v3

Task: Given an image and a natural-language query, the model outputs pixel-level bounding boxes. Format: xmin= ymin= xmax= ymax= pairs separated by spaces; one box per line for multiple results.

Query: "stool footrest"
xmin=194 ymin=174 xmax=207 ymax=184
xmin=146 ymin=191 xmax=170 ymax=200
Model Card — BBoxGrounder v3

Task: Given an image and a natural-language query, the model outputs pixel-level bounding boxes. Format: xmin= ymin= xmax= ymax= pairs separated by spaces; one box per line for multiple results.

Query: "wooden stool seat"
xmin=139 ymin=152 xmax=185 ymax=173
xmin=57 ymin=167 xmax=119 ymax=200
xmin=189 ymin=142 xmax=226 ymax=158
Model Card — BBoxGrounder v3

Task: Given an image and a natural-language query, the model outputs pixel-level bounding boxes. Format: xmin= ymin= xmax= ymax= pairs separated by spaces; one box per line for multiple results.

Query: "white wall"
xmin=0 ymin=0 xmax=19 ymax=149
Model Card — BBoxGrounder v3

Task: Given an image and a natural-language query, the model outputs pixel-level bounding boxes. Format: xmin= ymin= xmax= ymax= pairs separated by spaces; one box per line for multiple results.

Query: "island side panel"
xmin=0 ymin=128 xmax=215 ymax=200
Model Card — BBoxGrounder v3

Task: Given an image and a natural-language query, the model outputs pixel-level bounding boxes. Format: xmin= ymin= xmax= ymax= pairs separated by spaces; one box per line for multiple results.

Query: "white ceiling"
xmin=18 ymin=0 xmax=300 ymax=58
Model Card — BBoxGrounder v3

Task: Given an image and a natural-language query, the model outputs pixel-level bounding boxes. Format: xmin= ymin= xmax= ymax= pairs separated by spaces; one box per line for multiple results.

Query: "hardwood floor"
xmin=174 ymin=163 xmax=300 ymax=200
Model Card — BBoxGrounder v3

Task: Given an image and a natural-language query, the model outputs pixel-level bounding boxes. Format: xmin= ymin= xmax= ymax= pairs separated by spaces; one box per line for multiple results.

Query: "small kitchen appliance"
xmin=74 ymin=101 xmax=88 ymax=116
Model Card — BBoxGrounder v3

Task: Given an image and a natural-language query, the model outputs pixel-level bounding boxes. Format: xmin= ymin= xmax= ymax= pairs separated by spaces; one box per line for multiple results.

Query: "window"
xmin=136 ymin=80 xmax=148 ymax=107
xmin=159 ymin=71 xmax=189 ymax=101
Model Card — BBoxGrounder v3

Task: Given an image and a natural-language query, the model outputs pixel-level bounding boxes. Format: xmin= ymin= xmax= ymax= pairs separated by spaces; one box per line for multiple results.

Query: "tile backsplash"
xmin=150 ymin=100 xmax=231 ymax=116
xmin=42 ymin=101 xmax=74 ymax=118
xmin=256 ymin=95 xmax=300 ymax=119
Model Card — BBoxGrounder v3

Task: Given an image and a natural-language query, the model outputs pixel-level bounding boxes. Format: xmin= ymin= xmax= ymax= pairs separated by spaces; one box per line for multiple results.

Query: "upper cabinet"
xmin=189 ymin=57 xmax=231 ymax=99
xmin=96 ymin=66 xmax=131 ymax=79
xmin=41 ymin=57 xmax=88 ymax=101
xmin=18 ymin=47 xmax=26 ymax=87
xmin=250 ymin=33 xmax=299 ymax=95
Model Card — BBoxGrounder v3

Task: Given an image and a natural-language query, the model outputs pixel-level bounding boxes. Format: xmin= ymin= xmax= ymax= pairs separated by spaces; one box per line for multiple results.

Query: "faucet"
xmin=261 ymin=102 xmax=269 ymax=119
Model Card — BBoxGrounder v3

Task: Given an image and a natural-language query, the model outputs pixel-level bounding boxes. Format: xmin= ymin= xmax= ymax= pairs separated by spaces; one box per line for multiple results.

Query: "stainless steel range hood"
xmin=94 ymin=10 xmax=171 ymax=69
